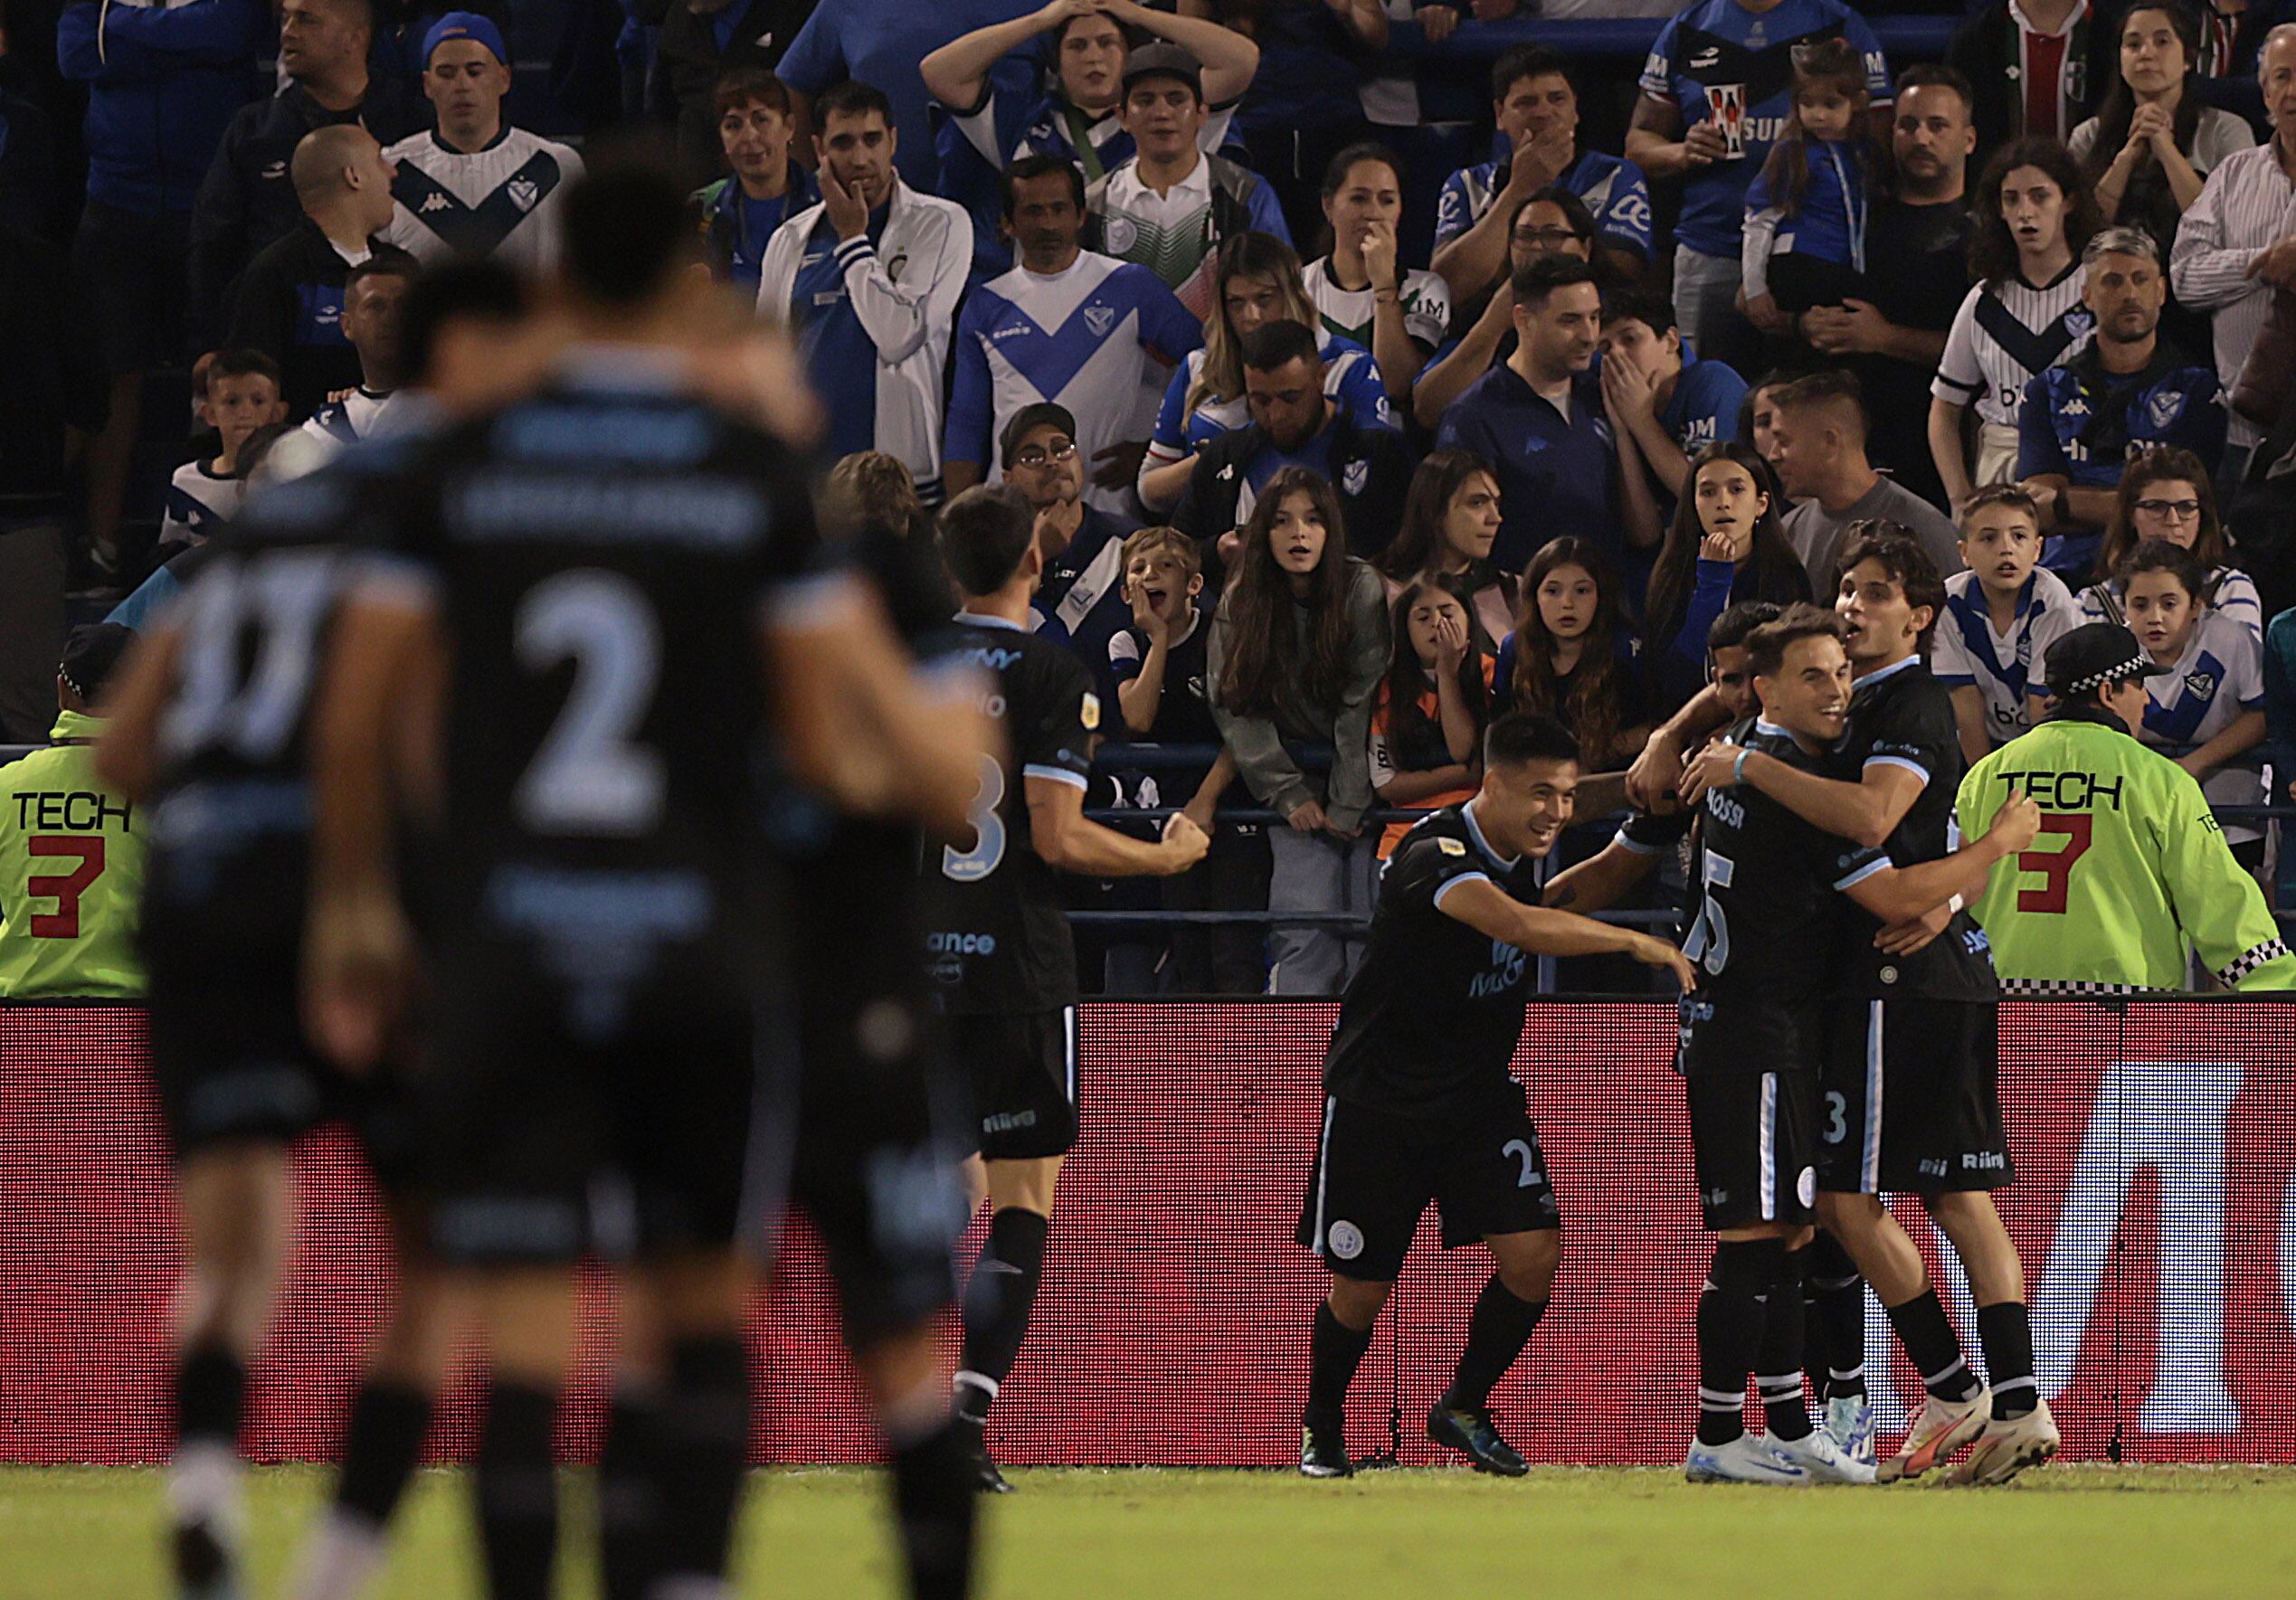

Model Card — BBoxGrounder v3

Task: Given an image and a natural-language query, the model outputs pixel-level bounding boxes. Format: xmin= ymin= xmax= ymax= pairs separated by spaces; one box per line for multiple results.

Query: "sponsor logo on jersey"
xmin=926 ymin=932 xmax=999 ymax=955
xmin=1469 ymin=938 xmax=1528 ymax=999
xmin=508 ymin=178 xmax=540 ymax=213
xmin=1326 ymin=1220 xmax=1364 ymax=1261
xmin=1437 ymin=838 xmax=1466 ymax=856
xmin=1084 ymin=304 xmax=1117 ymax=337
xmin=1920 ymin=1157 xmax=1950 ymax=1178
xmin=1689 ymin=47 xmax=1722 ymax=70
xmin=1963 ymin=1150 xmax=2007 ymax=1170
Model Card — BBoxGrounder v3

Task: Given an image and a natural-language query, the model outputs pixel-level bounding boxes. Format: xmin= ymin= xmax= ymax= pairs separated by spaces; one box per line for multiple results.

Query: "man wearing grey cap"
xmin=1959 ymin=621 xmax=2296 ymax=994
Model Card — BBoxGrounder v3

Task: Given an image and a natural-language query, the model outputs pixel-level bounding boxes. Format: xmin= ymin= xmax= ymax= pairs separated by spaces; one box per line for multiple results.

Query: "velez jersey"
xmin=2134 ymin=608 xmax=2266 ymax=844
xmin=1432 ymin=148 xmax=1656 ymax=263
xmin=1931 ymin=567 xmax=2083 ymax=751
xmin=159 ymin=459 xmax=239 ymax=551
xmin=0 ymin=711 xmax=145 ymax=999
xmin=381 ymin=127 xmax=584 ymax=274
xmin=1143 ymin=335 xmax=1393 ymax=481
xmin=1932 ymin=268 xmax=2093 ymax=430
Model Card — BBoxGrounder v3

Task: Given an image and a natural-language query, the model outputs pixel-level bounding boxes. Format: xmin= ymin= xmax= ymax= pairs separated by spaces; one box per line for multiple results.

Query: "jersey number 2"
xmin=2015 ymin=813 xmax=2092 ymax=914
xmin=27 ymin=838 xmax=105 ymax=939
xmin=941 ymin=753 xmax=1006 ymax=882
xmin=515 ymin=572 xmax=665 ymax=836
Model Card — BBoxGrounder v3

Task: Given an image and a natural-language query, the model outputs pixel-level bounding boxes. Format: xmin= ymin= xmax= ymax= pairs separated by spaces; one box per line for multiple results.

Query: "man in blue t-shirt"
xmin=1599 ymin=288 xmax=1750 ymax=555
xmin=1627 ymin=0 xmax=1891 ymax=370
xmin=1432 ymin=43 xmax=1654 ymax=303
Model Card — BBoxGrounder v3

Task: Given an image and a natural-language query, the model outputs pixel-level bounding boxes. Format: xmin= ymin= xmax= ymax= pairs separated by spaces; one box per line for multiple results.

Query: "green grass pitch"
xmin=8 ymin=1464 xmax=2296 ymax=1599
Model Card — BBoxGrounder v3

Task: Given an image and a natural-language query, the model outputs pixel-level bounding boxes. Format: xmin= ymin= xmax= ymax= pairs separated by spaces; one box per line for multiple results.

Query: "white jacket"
xmin=756 ymin=180 xmax=972 ymax=494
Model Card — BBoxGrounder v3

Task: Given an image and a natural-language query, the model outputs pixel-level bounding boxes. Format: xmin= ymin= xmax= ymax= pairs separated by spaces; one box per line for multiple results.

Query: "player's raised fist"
xmin=1160 ymin=809 xmax=1211 ymax=873
xmin=1986 ymin=786 xmax=2043 ymax=857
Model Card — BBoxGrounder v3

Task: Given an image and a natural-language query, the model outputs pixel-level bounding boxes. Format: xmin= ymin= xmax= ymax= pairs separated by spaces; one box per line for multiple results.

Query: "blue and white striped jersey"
xmin=380 ymin=127 xmax=583 ymax=275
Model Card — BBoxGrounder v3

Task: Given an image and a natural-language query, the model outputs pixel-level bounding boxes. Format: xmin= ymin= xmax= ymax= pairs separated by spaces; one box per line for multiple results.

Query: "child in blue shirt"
xmin=1741 ymin=38 xmax=1876 ymax=334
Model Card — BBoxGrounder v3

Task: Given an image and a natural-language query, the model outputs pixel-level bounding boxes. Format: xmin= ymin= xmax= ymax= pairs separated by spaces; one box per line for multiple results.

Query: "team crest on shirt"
xmin=1081 ymin=692 xmax=1102 ymax=731
xmin=1104 ymin=215 xmax=1138 ymax=254
xmin=508 ymin=178 xmax=540 ymax=213
xmin=2064 ymin=308 xmax=2096 ymax=341
xmin=2186 ymin=669 xmax=2217 ymax=700
xmin=1437 ymin=838 xmax=1466 ymax=856
xmin=2149 ymin=388 xmax=2187 ymax=429
xmin=1327 ymin=1220 xmax=1364 ymax=1261
xmin=1084 ymin=303 xmax=1116 ymax=337
xmin=1342 ymin=459 xmax=1369 ymax=496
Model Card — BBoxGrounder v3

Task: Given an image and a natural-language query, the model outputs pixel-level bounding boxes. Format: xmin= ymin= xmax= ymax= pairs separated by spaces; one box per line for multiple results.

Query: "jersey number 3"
xmin=941 ymin=753 xmax=1006 ymax=882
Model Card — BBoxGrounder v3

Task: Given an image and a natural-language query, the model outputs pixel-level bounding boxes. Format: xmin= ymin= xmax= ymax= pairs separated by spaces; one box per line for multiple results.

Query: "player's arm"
xmin=1947 ymin=685 xmax=1991 ymax=768
xmin=1542 ymin=834 xmax=1665 ymax=915
xmin=1438 ymin=874 xmax=1695 ymax=987
xmin=1627 ymin=683 xmax=1731 ymax=809
xmin=89 ymin=622 xmax=184 ymax=804
xmin=1684 ymin=741 xmax=1924 ymax=850
xmin=1838 ymin=788 xmax=2040 ymax=924
xmin=1026 ymin=774 xmax=1207 ymax=877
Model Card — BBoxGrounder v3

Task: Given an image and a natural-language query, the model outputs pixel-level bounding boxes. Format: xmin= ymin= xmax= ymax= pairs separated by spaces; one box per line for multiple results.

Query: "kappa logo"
xmin=1084 ymin=303 xmax=1117 ymax=337
xmin=1326 ymin=1220 xmax=1365 ymax=1261
xmin=507 ymin=178 xmax=540 ymax=214
xmin=420 ymin=192 xmax=453 ymax=213
xmin=2061 ymin=395 xmax=2091 ymax=418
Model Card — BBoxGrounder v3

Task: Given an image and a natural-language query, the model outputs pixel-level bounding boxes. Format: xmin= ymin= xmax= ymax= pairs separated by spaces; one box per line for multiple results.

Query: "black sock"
xmin=651 ymin=1336 xmax=752 ymax=1589
xmin=1978 ymin=1302 xmax=2038 ymax=1420
xmin=596 ymin=1392 xmax=662 ymax=1600
xmin=1756 ymin=1247 xmax=1812 ymax=1442
xmin=1806 ymin=1232 xmax=1868 ymax=1402
xmin=1695 ymin=1239 xmax=1779 ymax=1447
xmin=1885 ymin=1290 xmax=1982 ymax=1403
xmin=475 ymin=1382 xmax=560 ymax=1600
xmin=888 ymin=1417 xmax=979 ymax=1600
xmin=333 ymin=1380 xmax=432 ymax=1530
xmin=1306 ymin=1302 xmax=1375 ymax=1420
xmin=957 ymin=1207 xmax=1049 ymax=1415
xmin=175 ymin=1345 xmax=247 ymax=1460
xmin=1445 ymin=1276 xmax=1548 ymax=1413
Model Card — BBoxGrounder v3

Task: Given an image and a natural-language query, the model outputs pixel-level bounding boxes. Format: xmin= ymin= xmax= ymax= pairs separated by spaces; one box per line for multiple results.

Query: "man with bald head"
xmin=226 ymin=125 xmax=419 ymax=419
xmin=188 ymin=0 xmax=424 ymax=349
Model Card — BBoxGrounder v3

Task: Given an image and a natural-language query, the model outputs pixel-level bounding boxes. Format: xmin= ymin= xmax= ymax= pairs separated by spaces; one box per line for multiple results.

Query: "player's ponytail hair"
xmin=1218 ymin=468 xmax=1357 ymax=721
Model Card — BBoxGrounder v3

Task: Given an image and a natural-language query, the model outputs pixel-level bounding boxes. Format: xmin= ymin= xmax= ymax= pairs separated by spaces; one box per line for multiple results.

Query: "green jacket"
xmin=0 ymin=711 xmax=147 ymax=999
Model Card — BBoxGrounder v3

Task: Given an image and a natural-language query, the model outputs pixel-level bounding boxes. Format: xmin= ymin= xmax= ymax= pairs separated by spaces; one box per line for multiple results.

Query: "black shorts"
xmin=1820 ymin=997 xmax=2011 ymax=1194
xmin=1296 ymin=1084 xmax=1560 ymax=1283
xmin=1686 ymin=1069 xmax=1819 ymax=1232
xmin=72 ymin=201 xmax=190 ymax=375
xmin=947 ymin=1006 xmax=1077 ymax=1160
xmin=786 ymin=992 xmax=968 ymax=1349
xmin=422 ymin=933 xmax=770 ymax=1265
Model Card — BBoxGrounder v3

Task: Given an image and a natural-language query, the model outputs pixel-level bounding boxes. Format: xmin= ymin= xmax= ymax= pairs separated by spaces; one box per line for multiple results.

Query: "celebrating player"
xmin=930 ymin=486 xmax=1210 ymax=1493
xmin=1295 ymin=713 xmax=1697 ymax=1481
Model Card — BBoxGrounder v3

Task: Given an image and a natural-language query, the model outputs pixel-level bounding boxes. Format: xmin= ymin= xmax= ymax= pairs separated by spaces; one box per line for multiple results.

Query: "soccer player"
xmin=1671 ymin=603 xmax=2037 ymax=1484
xmin=1296 ymin=713 xmax=1697 ymax=1480
xmin=1681 ymin=533 xmax=2056 ymax=1482
xmin=303 ymin=156 xmax=980 ymax=1600
xmin=930 ymin=486 xmax=1210 ymax=1491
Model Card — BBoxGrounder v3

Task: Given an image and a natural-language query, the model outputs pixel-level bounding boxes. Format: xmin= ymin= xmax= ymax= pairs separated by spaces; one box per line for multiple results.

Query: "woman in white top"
xmin=1302 ymin=142 xmax=1451 ymax=411
xmin=2070 ymin=4 xmax=2254 ymax=250
xmin=1929 ymin=137 xmax=2102 ymax=509
xmin=2075 ymin=444 xmax=2263 ymax=640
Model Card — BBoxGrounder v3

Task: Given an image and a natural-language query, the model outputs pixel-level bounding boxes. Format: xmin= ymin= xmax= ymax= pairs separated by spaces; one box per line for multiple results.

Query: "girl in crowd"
xmin=1368 ymin=574 xmax=1494 ymax=858
xmin=1375 ymin=449 xmax=1517 ymax=647
xmin=2073 ymin=5 xmax=2253 ymax=262
xmin=1930 ymin=137 xmax=2102 ymax=509
xmin=2078 ymin=445 xmax=2263 ymax=640
xmin=1494 ymin=536 xmax=1647 ymax=769
xmin=1302 ymin=143 xmax=1453 ymax=409
xmin=1641 ymin=443 xmax=1812 ymax=714
xmin=1742 ymin=370 xmax=1797 ymax=487
xmin=1741 ymin=37 xmax=1880 ymax=333
xmin=1209 ymin=468 xmax=1391 ymax=996
xmin=2119 ymin=538 xmax=2269 ymax=866
xmin=1138 ymin=232 xmax=1390 ymax=514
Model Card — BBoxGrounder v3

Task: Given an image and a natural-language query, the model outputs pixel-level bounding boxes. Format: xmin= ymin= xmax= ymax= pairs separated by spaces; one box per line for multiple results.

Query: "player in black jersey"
xmin=1295 ymin=715 xmax=1698 ymax=1480
xmin=93 ymin=263 xmax=534 ymax=1600
xmin=929 ymin=487 xmax=1210 ymax=1493
xmin=1681 ymin=527 xmax=2060 ymax=1485
xmin=303 ymin=161 xmax=981 ymax=1600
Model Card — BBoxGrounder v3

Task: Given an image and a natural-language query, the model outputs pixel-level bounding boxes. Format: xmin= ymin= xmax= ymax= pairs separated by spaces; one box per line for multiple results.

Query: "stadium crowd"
xmin=10 ymin=0 xmax=2296 ymax=996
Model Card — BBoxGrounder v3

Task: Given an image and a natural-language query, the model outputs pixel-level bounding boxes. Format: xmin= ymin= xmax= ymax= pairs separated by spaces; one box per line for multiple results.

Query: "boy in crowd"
xmin=1931 ymin=486 xmax=2083 ymax=763
xmin=159 ymin=351 xmax=287 ymax=553
xmin=1599 ymin=288 xmax=1750 ymax=553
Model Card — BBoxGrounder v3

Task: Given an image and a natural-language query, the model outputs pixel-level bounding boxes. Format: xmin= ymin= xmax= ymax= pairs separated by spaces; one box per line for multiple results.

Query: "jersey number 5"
xmin=941 ymin=753 xmax=1007 ymax=882
xmin=2015 ymin=813 xmax=2092 ymax=914
xmin=1682 ymin=849 xmax=1734 ymax=975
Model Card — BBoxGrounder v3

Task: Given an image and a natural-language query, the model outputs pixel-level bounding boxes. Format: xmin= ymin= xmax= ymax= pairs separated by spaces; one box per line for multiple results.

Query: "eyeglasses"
xmin=1512 ymin=226 xmax=1584 ymax=248
xmin=1010 ymin=440 xmax=1077 ymax=468
xmin=2133 ymin=497 xmax=2203 ymax=521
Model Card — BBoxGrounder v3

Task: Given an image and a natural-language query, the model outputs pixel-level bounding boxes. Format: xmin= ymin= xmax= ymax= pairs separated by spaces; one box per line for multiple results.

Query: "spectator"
xmin=1493 ymin=535 xmax=1647 ymax=768
xmin=2077 ymin=443 xmax=2264 ymax=636
xmin=380 ymin=14 xmax=586 ymax=273
xmin=1411 ymin=184 xmax=1597 ymax=430
xmin=1745 ymin=367 xmax=1796 ymax=484
xmin=999 ymin=402 xmax=1143 ymax=697
xmin=757 ymin=79 xmax=972 ymax=499
xmin=2018 ymin=225 xmax=2228 ymax=580
xmin=1931 ymin=484 xmax=2083 ymax=761
xmin=1302 ymin=142 xmax=1449 ymax=411
xmin=1740 ymin=36 xmax=1879 ymax=334
xmin=1085 ymin=42 xmax=1290 ymax=320
xmin=225 ymin=124 xmax=418 ymax=420
xmin=944 ymin=155 xmax=1200 ymax=514
xmin=1801 ymin=63 xmax=1978 ymax=508
xmin=1139 ymin=231 xmax=1390 ymax=516
xmin=923 ymin=0 xmax=1259 ymax=281
xmin=1959 ymin=620 xmax=2296 ymax=992
xmin=1930 ymin=137 xmax=2102 ymax=511
xmin=1375 ymin=448 xmax=1515 ymax=648
xmin=1369 ymin=573 xmax=1494 ymax=857
xmin=1436 ymin=254 xmax=1618 ymax=574
xmin=1430 ymin=43 xmax=1653 ymax=300
xmin=290 ymin=255 xmax=412 ymax=460
xmin=1627 ymin=0 xmax=1891 ymax=371
xmin=2073 ymin=4 xmax=2255 ymax=289
xmin=774 ymin=0 xmax=1015 ymax=192
xmin=1642 ymin=441 xmax=1813 ymax=715
xmin=1946 ymin=0 xmax=2116 ymax=160
xmin=650 ymin=0 xmax=816 ymax=185
xmin=1221 ymin=0 xmax=1387 ymax=247
xmin=157 ymin=349 xmax=280 ymax=552
xmin=186 ymin=0 xmax=422 ymax=351
xmin=2118 ymin=536 xmax=2270 ymax=859
xmin=1169 ymin=320 xmax=1415 ymax=578
xmin=1599 ymin=288 xmax=1750 ymax=559
xmin=1207 ymin=465 xmax=1390 ymax=996
xmin=821 ymin=447 xmax=933 ymax=543
xmin=1107 ymin=524 xmax=1265 ymax=995
xmin=1774 ymin=368 xmax=1966 ymax=595
xmin=0 ymin=216 xmax=103 ymax=744
xmin=0 ymin=624 xmax=146 ymax=1000
xmin=58 ymin=0 xmax=269 ymax=572
xmin=690 ymin=68 xmax=817 ymax=292
xmin=2170 ymin=26 xmax=2296 ymax=486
